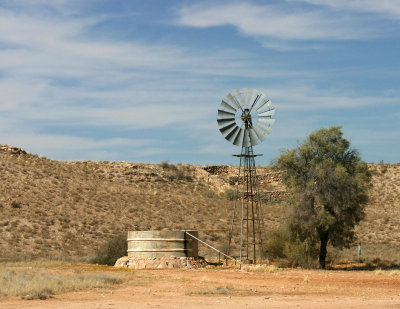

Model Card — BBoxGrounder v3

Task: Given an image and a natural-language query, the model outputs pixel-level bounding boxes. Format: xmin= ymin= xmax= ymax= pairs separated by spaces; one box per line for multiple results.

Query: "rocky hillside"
xmin=0 ymin=145 xmax=399 ymax=261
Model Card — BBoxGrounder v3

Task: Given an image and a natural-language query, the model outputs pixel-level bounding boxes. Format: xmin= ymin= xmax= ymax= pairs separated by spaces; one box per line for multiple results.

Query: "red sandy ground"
xmin=1 ymin=268 xmax=400 ymax=309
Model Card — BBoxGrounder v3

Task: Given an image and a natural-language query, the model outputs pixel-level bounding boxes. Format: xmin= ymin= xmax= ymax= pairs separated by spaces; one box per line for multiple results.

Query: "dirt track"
xmin=1 ymin=268 xmax=400 ymax=309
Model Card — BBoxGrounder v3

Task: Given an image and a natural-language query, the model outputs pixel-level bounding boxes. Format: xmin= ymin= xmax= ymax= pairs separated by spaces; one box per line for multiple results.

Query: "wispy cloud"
xmin=0 ymin=2 xmax=316 ymax=133
xmin=175 ymin=2 xmax=398 ymax=51
xmin=291 ymin=0 xmax=400 ymax=19
xmin=177 ymin=3 xmax=372 ymax=40
xmin=269 ymin=85 xmax=400 ymax=111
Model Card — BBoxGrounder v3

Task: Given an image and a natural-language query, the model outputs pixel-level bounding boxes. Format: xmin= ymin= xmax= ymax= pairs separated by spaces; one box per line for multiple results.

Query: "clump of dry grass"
xmin=185 ymin=285 xmax=234 ymax=295
xmin=0 ymin=261 xmax=131 ymax=299
xmin=374 ymin=269 xmax=400 ymax=276
xmin=241 ymin=264 xmax=280 ymax=273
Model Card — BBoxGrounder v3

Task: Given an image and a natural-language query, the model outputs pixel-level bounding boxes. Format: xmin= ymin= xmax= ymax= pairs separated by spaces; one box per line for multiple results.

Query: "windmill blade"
xmin=258 ymin=117 xmax=276 ymax=126
xmin=258 ymin=108 xmax=275 ymax=117
xmin=225 ymin=126 xmax=239 ymax=142
xmin=249 ymin=89 xmax=258 ymax=109
xmin=254 ymin=126 xmax=267 ymax=141
xmin=220 ymin=100 xmax=237 ymax=113
xmin=252 ymin=93 xmax=266 ymax=111
xmin=243 ymin=129 xmax=251 ymax=147
xmin=234 ymin=89 xmax=244 ymax=107
xmin=217 ymin=118 xmax=235 ymax=126
xmin=250 ymin=94 xmax=259 ymax=109
xmin=256 ymin=122 xmax=273 ymax=134
xmin=256 ymin=100 xmax=271 ymax=112
xmin=218 ymin=109 xmax=235 ymax=118
xmin=219 ymin=122 xmax=236 ymax=135
xmin=233 ymin=128 xmax=244 ymax=146
xmin=243 ymin=88 xmax=249 ymax=107
xmin=249 ymin=128 xmax=259 ymax=146
xmin=227 ymin=93 xmax=242 ymax=110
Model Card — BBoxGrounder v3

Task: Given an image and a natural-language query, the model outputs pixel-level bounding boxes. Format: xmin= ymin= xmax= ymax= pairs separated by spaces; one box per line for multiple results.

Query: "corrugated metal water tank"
xmin=127 ymin=230 xmax=199 ymax=258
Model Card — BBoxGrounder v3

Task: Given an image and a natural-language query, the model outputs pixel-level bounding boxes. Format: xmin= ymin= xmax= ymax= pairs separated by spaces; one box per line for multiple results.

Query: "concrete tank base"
xmin=115 ymin=256 xmax=208 ymax=269
xmin=127 ymin=230 xmax=199 ymax=258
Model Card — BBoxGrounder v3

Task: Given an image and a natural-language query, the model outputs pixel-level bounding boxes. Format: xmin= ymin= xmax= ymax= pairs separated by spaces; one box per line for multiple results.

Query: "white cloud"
xmin=0 ymin=77 xmax=50 ymax=111
xmin=21 ymin=104 xmax=210 ymax=129
xmin=0 ymin=4 xmax=312 ymax=133
xmin=268 ymin=85 xmax=400 ymax=111
xmin=291 ymin=0 xmax=400 ymax=19
xmin=176 ymin=2 xmax=374 ymax=42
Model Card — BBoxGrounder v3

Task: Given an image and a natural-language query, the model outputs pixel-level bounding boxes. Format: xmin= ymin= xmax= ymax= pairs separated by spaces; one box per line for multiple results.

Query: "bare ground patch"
xmin=1 ymin=265 xmax=400 ymax=308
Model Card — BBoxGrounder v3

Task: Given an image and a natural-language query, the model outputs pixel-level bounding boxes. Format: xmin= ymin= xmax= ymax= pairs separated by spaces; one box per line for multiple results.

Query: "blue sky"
xmin=0 ymin=0 xmax=399 ymax=165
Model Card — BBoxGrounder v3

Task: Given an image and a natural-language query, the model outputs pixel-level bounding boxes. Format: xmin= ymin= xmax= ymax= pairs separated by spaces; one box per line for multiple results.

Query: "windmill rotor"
xmin=217 ymin=89 xmax=275 ymax=147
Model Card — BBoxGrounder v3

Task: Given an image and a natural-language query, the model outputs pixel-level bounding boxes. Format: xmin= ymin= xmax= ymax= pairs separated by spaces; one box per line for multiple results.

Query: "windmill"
xmin=217 ymin=88 xmax=275 ymax=263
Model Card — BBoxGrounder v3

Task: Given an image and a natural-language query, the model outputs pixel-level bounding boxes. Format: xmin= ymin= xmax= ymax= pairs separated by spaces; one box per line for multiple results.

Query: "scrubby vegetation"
xmin=0 ymin=260 xmax=131 ymax=299
xmin=0 ymin=144 xmax=399 ymax=267
xmin=92 ymin=234 xmax=127 ymax=266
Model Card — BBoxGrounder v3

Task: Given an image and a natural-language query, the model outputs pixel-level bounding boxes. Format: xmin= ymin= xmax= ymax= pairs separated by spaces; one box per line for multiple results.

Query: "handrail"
xmin=184 ymin=231 xmax=236 ymax=261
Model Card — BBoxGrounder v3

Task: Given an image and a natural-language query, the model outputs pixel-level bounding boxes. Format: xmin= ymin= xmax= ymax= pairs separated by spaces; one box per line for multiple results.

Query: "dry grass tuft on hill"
xmin=0 ymin=144 xmax=399 ymax=264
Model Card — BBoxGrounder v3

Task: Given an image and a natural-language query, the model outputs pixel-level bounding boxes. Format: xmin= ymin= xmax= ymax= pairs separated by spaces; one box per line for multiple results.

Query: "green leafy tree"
xmin=276 ymin=126 xmax=371 ymax=268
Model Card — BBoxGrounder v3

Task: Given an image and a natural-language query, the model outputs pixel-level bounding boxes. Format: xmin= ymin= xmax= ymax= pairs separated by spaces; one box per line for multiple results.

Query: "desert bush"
xmin=186 ymin=286 xmax=233 ymax=295
xmin=175 ymin=169 xmax=185 ymax=180
xmin=224 ymin=188 xmax=236 ymax=201
xmin=267 ymin=228 xmax=288 ymax=259
xmin=205 ymin=189 xmax=217 ymax=198
xmin=11 ymin=201 xmax=21 ymax=209
xmin=160 ymin=160 xmax=177 ymax=171
xmin=91 ymin=233 xmax=127 ymax=266
xmin=285 ymin=239 xmax=319 ymax=268
xmin=0 ymin=266 xmax=128 ymax=299
xmin=267 ymin=225 xmax=319 ymax=268
xmin=241 ymin=264 xmax=279 ymax=273
xmin=164 ymin=165 xmax=193 ymax=182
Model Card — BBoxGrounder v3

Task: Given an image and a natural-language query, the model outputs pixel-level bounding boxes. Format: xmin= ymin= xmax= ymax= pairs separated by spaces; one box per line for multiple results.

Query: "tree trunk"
xmin=319 ymin=231 xmax=329 ymax=269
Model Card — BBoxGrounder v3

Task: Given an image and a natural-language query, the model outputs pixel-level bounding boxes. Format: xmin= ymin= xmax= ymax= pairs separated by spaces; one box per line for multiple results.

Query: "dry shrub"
xmin=374 ymin=269 xmax=400 ymax=276
xmin=241 ymin=264 xmax=279 ymax=273
xmin=160 ymin=160 xmax=176 ymax=170
xmin=224 ymin=188 xmax=236 ymax=201
xmin=0 ymin=265 xmax=128 ymax=299
xmin=91 ymin=234 xmax=127 ymax=266
xmin=267 ymin=228 xmax=288 ymax=259
xmin=11 ymin=201 xmax=21 ymax=209
xmin=186 ymin=286 xmax=233 ymax=295
xmin=266 ymin=227 xmax=319 ymax=268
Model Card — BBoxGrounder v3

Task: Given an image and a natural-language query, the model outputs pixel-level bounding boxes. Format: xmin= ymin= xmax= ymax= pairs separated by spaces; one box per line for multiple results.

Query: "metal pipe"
xmin=184 ymin=231 xmax=235 ymax=261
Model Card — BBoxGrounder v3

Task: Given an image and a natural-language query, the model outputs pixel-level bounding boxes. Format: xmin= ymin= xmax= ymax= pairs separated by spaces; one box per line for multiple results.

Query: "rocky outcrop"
xmin=202 ymin=165 xmax=230 ymax=175
xmin=0 ymin=145 xmax=27 ymax=155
